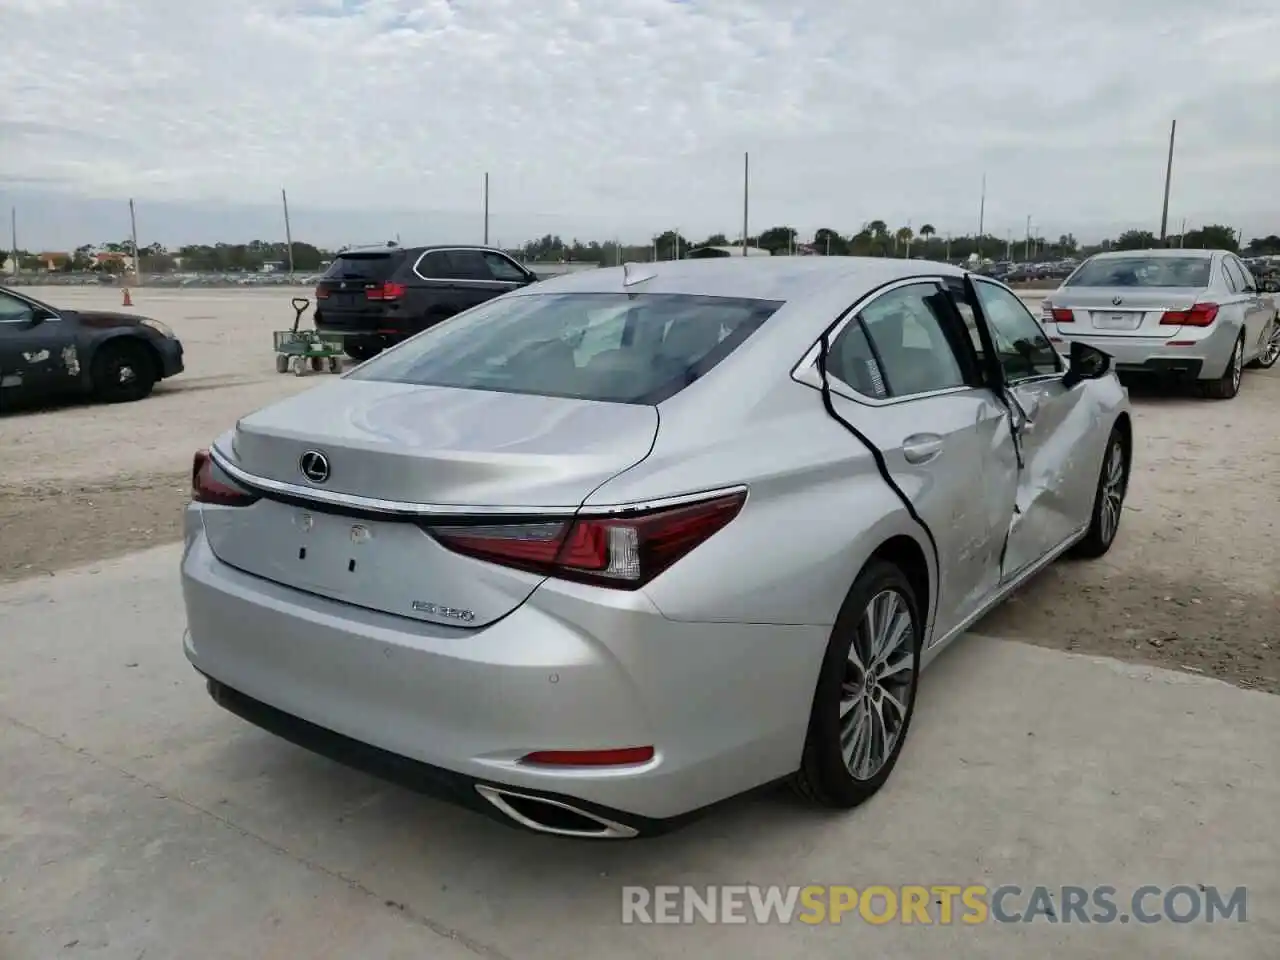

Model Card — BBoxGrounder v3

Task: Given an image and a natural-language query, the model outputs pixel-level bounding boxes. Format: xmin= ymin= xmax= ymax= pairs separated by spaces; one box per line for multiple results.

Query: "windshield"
xmin=1066 ymin=256 xmax=1211 ymax=288
xmin=347 ymin=292 xmax=782 ymax=404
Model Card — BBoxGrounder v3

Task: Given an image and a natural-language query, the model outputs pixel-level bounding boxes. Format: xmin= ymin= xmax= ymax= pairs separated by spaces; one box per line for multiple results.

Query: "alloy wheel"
xmin=840 ymin=589 xmax=916 ymax=781
xmin=1231 ymin=338 xmax=1243 ymax=391
xmin=1261 ymin=329 xmax=1280 ymax=368
xmin=1099 ymin=441 xmax=1126 ymax=545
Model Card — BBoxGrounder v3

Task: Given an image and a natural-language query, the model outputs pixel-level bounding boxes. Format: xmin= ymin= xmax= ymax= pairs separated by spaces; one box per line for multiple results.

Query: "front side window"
xmin=972 ymin=281 xmax=1060 ymax=379
xmin=348 ymin=292 xmax=781 ymax=404
xmin=0 ymin=290 xmax=35 ymax=323
xmin=482 ymin=252 xmax=527 ymax=282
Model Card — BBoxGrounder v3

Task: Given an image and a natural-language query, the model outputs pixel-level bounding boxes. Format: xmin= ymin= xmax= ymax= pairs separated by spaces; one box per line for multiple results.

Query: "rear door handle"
xmin=902 ymin=434 xmax=944 ymax=464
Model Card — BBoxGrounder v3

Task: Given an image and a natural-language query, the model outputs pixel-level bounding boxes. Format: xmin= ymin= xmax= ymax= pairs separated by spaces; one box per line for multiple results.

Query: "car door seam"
xmin=814 ymin=330 xmax=941 ymax=592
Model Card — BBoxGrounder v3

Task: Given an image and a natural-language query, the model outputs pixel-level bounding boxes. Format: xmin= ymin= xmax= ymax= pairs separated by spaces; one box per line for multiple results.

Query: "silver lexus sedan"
xmin=1041 ymin=248 xmax=1280 ymax=399
xmin=182 ymin=257 xmax=1132 ymax=838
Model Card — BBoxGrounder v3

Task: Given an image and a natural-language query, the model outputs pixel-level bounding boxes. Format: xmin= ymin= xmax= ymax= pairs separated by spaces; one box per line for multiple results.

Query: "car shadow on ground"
xmin=1117 ymin=374 xmax=1209 ymax=406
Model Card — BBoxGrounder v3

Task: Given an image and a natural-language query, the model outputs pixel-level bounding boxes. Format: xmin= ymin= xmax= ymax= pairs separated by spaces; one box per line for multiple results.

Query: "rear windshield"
xmin=1066 ymin=256 xmax=1211 ymax=288
xmin=323 ymin=253 xmax=400 ymax=281
xmin=347 ymin=292 xmax=782 ymax=404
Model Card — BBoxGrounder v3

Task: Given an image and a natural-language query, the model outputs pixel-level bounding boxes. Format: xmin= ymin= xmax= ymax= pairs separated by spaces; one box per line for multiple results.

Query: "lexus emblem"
xmin=1111 ymin=296 xmax=1123 ymax=306
xmin=299 ymin=450 xmax=331 ymax=484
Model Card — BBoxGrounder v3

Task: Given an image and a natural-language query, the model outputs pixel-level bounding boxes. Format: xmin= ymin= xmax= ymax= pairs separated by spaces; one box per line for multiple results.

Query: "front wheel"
xmin=1246 ymin=316 xmax=1280 ymax=370
xmin=791 ymin=560 xmax=922 ymax=809
xmin=91 ymin=340 xmax=156 ymax=403
xmin=1069 ymin=425 xmax=1129 ymax=559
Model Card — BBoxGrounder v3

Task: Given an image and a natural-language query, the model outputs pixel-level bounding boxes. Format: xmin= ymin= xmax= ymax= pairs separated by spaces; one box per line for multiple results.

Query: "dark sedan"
xmin=0 ymin=286 xmax=184 ymax=409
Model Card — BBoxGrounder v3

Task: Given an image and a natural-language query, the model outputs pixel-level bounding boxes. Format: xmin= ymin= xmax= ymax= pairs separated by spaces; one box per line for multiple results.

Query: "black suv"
xmin=314 ymin=244 xmax=539 ymax=360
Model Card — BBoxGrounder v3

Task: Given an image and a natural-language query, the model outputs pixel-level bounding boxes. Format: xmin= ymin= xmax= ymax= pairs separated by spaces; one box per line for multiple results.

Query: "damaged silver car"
xmin=182 ymin=257 xmax=1131 ymax=838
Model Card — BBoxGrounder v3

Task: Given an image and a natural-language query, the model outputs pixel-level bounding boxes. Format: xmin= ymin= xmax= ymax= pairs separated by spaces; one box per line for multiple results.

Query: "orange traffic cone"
xmin=122 ymin=287 xmax=132 ymax=307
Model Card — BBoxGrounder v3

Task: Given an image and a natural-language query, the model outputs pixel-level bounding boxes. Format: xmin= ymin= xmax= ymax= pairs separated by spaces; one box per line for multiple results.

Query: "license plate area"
xmin=1092 ymin=312 xmax=1141 ymax=331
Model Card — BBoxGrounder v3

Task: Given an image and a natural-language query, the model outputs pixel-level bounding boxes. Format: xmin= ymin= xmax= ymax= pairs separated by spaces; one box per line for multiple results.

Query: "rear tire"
xmin=274 ymin=354 xmax=289 ymax=373
xmin=791 ymin=560 xmax=922 ymax=810
xmin=1201 ymin=333 xmax=1244 ymax=399
xmin=91 ymin=339 xmax=156 ymax=403
xmin=344 ymin=342 xmax=380 ymax=362
xmin=1068 ymin=425 xmax=1128 ymax=559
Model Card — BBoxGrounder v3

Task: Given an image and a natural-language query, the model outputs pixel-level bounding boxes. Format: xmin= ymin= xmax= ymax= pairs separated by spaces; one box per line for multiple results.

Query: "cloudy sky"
xmin=2 ymin=0 xmax=1278 ymax=250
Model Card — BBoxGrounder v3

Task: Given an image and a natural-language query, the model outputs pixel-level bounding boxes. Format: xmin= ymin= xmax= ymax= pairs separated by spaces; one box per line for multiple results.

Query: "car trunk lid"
xmin=202 ymin=379 xmax=658 ymax=626
xmin=1044 ymin=287 xmax=1210 ymax=339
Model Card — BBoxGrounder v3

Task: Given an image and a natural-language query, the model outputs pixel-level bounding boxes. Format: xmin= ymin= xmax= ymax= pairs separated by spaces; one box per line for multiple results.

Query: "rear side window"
xmin=415 ymin=250 xmax=489 ymax=281
xmin=1222 ymin=257 xmax=1248 ymax=292
xmin=829 ymin=283 xmax=966 ymax=398
xmin=347 ymin=293 xmax=782 ymax=404
xmin=1066 ymin=256 xmax=1211 ymax=288
xmin=322 ymin=253 xmax=400 ymax=281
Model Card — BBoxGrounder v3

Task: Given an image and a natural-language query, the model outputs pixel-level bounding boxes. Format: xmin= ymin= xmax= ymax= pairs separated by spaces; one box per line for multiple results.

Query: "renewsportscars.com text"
xmin=621 ymin=884 xmax=1247 ymax=925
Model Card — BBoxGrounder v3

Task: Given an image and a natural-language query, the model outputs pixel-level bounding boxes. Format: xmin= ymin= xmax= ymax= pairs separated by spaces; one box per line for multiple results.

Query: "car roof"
xmin=1088 ymin=248 xmax=1217 ymax=260
xmin=516 ymin=255 xmax=969 ymax=303
xmin=335 ymin=244 xmax=508 ymax=256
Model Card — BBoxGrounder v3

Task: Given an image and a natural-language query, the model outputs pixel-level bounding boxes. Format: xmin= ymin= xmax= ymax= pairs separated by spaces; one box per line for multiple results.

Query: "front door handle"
xmin=902 ymin=434 xmax=944 ymax=464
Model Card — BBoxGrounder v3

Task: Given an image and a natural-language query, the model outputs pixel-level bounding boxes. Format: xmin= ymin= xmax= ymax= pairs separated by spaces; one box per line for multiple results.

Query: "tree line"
xmin=9 ymin=224 xmax=1279 ymax=275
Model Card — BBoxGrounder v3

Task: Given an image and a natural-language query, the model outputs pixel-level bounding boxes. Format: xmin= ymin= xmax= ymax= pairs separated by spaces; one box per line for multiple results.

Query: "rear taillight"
xmin=192 ymin=449 xmax=260 ymax=507
xmin=366 ymin=282 xmax=406 ymax=301
xmin=315 ymin=284 xmax=329 ymax=300
xmin=425 ymin=490 xmax=746 ymax=589
xmin=1161 ymin=303 xmax=1218 ymax=327
xmin=1050 ymin=308 xmax=1074 ymax=323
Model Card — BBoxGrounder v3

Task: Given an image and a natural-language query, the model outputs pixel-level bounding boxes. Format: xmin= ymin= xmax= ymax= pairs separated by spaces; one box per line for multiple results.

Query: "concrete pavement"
xmin=1 ymin=545 xmax=1276 ymax=959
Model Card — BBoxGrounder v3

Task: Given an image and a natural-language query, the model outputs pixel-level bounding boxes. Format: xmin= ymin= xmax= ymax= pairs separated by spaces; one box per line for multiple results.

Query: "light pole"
xmin=1159 ymin=120 xmax=1176 ymax=242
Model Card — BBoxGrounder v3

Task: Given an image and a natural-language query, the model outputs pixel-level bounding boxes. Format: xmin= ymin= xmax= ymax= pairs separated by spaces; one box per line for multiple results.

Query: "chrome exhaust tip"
xmin=475 ymin=785 xmax=639 ymax=839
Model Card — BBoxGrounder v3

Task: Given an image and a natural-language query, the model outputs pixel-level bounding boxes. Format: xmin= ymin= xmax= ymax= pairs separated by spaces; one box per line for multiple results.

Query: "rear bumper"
xmin=180 ymin=525 xmax=821 ymax=830
xmin=201 ymin=675 xmax=688 ymax=837
xmin=314 ymin=308 xmax=407 ymax=338
xmin=1055 ymin=322 xmax=1238 ymax=380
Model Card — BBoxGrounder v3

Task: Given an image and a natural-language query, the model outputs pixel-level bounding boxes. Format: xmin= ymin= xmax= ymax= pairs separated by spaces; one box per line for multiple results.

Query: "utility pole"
xmin=483 ymin=172 xmax=490 ymax=246
xmin=1179 ymin=218 xmax=1186 ymax=248
xmin=1024 ymin=215 xmax=1032 ymax=261
xmin=742 ymin=151 xmax=749 ymax=255
xmin=8 ymin=206 xmax=16 ymax=276
xmin=977 ymin=173 xmax=986 ymax=252
xmin=1159 ymin=119 xmax=1176 ymax=242
xmin=129 ymin=198 xmax=142 ymax=286
xmin=1006 ymin=232 xmax=1012 ymax=260
xmin=945 ymin=233 xmax=951 ymax=261
xmin=281 ymin=188 xmax=295 ymax=281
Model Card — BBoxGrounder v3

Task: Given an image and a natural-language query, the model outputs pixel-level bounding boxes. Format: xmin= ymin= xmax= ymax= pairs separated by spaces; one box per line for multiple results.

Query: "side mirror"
xmin=1062 ymin=340 xmax=1111 ymax=389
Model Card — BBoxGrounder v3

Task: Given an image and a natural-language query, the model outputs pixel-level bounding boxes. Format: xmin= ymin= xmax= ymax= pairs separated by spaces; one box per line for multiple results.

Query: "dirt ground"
xmin=2 ymin=286 xmax=1277 ymax=693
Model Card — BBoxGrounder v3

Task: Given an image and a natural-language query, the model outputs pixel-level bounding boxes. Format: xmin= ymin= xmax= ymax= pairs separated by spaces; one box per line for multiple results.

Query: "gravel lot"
xmin=2 ymin=286 xmax=1277 ymax=693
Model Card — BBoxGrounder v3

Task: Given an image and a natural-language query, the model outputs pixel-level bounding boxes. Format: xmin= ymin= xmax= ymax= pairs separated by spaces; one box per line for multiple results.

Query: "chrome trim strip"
xmin=208 ymin=444 xmax=747 ymax=519
xmin=474 ymin=785 xmax=639 ymax=839
xmin=410 ymin=247 xmax=530 ymax=285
